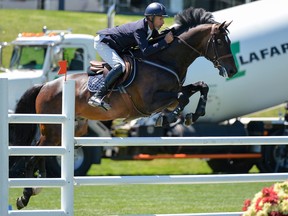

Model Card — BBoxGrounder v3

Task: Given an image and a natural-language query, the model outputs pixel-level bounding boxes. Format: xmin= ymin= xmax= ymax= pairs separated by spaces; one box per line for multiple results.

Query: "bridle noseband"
xmin=176 ymin=24 xmax=233 ymax=69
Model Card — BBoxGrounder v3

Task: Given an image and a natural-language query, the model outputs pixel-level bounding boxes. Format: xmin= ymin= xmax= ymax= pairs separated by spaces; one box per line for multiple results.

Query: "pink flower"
xmin=262 ymin=187 xmax=278 ymax=205
xmin=255 ymin=197 xmax=263 ymax=211
xmin=242 ymin=199 xmax=251 ymax=211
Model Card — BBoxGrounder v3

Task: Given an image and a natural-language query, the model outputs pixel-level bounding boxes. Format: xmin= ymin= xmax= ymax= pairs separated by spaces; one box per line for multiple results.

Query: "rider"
xmin=88 ymin=2 xmax=174 ymax=110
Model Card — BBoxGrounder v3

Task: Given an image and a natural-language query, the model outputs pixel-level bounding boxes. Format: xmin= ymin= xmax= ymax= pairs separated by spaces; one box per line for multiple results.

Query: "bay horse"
xmin=10 ymin=7 xmax=237 ymax=209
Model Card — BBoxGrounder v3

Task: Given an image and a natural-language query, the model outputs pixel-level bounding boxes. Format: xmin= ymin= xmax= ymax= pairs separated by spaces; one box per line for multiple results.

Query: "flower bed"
xmin=242 ymin=181 xmax=288 ymax=216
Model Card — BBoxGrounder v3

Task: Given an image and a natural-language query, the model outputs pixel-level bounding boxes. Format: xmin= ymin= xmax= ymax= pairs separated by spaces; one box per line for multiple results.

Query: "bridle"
xmin=176 ymin=24 xmax=233 ymax=69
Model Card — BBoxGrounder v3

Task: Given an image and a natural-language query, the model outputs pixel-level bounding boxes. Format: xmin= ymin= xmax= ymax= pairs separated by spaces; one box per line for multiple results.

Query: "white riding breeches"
xmin=94 ymin=35 xmax=125 ymax=72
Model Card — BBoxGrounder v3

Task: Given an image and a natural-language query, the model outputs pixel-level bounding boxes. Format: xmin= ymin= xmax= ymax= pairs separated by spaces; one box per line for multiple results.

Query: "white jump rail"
xmin=2 ymin=77 xmax=288 ymax=216
xmin=75 ymin=136 xmax=288 ymax=146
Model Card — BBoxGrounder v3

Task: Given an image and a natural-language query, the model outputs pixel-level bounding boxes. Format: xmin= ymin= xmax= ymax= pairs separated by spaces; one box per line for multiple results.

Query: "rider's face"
xmin=152 ymin=16 xmax=165 ymax=30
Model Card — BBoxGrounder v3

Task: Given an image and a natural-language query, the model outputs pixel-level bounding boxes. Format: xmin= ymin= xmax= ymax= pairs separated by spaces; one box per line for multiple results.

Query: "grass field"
xmin=8 ymin=159 xmax=275 ymax=215
xmin=9 ymin=181 xmax=276 ymax=215
xmin=2 ymin=9 xmax=284 ymax=215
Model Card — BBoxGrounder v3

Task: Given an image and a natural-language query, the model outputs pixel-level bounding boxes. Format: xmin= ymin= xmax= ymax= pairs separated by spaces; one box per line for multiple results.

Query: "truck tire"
xmin=257 ymin=145 xmax=288 ymax=172
xmin=46 ymin=146 xmax=94 ymax=177
xmin=207 ymin=159 xmax=254 ymax=173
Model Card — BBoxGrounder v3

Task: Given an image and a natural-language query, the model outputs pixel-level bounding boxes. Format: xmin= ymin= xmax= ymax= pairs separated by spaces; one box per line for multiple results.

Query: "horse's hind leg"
xmin=16 ymin=156 xmax=46 ymax=209
xmin=16 ymin=156 xmax=42 ymax=209
xmin=9 ymin=156 xmax=26 ymax=178
xmin=16 ymin=124 xmax=62 ymax=209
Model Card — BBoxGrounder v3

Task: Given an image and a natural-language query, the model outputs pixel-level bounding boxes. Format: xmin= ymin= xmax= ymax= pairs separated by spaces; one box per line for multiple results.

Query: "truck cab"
xmin=0 ymin=28 xmax=96 ymax=111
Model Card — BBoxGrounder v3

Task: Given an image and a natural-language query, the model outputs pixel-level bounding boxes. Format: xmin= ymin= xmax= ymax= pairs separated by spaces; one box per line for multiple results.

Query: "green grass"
xmin=9 ymin=181 xmax=276 ymax=215
xmin=87 ymin=158 xmax=214 ymax=175
xmin=8 ymin=159 xmax=266 ymax=215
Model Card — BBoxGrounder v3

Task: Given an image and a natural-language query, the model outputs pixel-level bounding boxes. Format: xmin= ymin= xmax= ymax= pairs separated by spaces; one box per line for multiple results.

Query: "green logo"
xmin=228 ymin=41 xmax=246 ymax=80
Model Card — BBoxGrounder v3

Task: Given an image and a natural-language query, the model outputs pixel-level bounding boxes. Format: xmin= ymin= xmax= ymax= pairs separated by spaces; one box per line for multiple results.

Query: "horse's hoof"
xmin=155 ymin=115 xmax=163 ymax=127
xmin=195 ymin=110 xmax=205 ymax=117
xmin=185 ymin=113 xmax=193 ymax=125
xmin=16 ymin=197 xmax=26 ymax=210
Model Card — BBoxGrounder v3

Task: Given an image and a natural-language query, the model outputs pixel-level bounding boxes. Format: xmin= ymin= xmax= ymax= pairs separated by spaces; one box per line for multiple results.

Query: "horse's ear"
xmin=225 ymin=21 xmax=233 ymax=28
xmin=224 ymin=21 xmax=232 ymax=33
xmin=219 ymin=21 xmax=226 ymax=30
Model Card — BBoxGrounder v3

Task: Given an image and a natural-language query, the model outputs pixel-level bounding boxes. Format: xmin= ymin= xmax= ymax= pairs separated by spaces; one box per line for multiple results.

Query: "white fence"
xmin=0 ymin=78 xmax=75 ymax=216
xmin=1 ymin=78 xmax=288 ymax=216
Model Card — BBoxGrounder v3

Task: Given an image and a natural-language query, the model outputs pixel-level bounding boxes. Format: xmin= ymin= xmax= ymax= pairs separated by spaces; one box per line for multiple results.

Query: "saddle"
xmin=88 ymin=55 xmax=133 ymax=85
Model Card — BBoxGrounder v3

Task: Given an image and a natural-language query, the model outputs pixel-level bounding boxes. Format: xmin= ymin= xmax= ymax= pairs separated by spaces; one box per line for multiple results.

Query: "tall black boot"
xmin=88 ymin=64 xmax=123 ymax=110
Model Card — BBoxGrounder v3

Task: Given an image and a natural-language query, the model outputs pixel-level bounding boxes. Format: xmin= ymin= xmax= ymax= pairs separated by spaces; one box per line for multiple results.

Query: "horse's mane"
xmin=174 ymin=7 xmax=217 ymax=29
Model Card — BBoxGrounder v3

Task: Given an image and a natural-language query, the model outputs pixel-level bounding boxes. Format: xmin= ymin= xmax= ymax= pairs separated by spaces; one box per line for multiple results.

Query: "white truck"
xmin=0 ymin=27 xmax=111 ymax=176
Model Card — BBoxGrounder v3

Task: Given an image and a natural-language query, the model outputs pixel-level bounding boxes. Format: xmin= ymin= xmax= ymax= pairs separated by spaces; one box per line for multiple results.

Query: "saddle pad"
xmin=87 ymin=59 xmax=136 ymax=93
xmin=87 ymin=74 xmax=104 ymax=93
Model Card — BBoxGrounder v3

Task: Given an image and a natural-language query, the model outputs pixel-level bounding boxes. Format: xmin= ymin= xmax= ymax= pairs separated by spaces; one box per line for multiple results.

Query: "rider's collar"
xmin=147 ymin=26 xmax=153 ymax=39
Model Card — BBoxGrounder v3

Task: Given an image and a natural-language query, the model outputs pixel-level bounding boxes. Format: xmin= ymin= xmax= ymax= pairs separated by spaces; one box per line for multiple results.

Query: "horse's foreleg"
xmin=16 ymin=156 xmax=43 ymax=210
xmin=184 ymin=81 xmax=209 ymax=125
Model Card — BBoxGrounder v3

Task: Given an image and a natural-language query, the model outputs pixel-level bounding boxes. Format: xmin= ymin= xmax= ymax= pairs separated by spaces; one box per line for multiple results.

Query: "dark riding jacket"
xmin=97 ymin=18 xmax=169 ymax=56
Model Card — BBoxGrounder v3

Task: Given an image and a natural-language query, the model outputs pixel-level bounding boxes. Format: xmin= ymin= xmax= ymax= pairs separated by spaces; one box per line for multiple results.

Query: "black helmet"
xmin=144 ymin=2 xmax=168 ymax=17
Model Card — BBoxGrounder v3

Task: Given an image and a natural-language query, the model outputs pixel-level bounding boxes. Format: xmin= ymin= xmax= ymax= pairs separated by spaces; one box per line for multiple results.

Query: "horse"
xmin=9 ymin=7 xmax=237 ymax=209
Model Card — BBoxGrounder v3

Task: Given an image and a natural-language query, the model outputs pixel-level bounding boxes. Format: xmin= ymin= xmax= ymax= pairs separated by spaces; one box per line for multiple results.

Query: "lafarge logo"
xmin=229 ymin=41 xmax=288 ymax=80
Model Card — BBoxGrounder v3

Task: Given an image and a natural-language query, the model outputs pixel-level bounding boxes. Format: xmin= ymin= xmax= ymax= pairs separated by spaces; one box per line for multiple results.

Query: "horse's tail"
xmin=9 ymin=84 xmax=44 ymax=146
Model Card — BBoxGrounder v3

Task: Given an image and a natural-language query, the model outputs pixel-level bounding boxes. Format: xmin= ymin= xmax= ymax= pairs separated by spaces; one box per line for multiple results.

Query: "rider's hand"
xmin=164 ymin=31 xmax=174 ymax=44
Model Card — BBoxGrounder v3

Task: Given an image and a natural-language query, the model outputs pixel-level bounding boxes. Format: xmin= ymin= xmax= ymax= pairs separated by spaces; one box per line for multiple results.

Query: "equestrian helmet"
xmin=144 ymin=2 xmax=168 ymax=17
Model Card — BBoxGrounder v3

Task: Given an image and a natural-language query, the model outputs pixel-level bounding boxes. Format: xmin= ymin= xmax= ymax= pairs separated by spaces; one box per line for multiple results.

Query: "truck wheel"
xmin=46 ymin=146 xmax=94 ymax=177
xmin=257 ymin=145 xmax=288 ymax=172
xmin=207 ymin=159 xmax=254 ymax=173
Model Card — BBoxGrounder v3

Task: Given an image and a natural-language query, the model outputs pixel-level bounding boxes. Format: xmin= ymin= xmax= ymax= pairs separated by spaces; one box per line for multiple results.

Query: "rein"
xmin=175 ymin=36 xmax=202 ymax=56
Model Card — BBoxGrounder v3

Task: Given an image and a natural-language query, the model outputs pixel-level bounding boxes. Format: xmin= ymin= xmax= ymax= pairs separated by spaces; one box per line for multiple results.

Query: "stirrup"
xmin=88 ymin=95 xmax=111 ymax=111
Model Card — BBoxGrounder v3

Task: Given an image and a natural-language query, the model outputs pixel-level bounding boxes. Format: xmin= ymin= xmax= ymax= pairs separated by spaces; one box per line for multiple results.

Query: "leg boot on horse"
xmin=16 ymin=156 xmax=46 ymax=210
xmin=88 ymin=64 xmax=123 ymax=111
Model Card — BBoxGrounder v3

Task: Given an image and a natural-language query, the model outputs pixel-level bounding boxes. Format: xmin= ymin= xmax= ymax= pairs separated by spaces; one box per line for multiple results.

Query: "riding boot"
xmin=88 ymin=64 xmax=123 ymax=110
